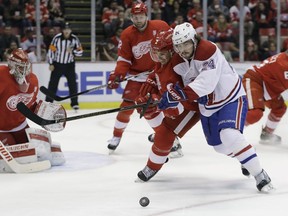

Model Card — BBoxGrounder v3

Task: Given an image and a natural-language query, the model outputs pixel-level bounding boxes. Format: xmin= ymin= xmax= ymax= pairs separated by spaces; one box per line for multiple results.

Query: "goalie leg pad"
xmin=51 ymin=142 xmax=65 ymax=166
xmin=0 ymin=143 xmax=37 ymax=173
xmin=25 ymin=128 xmax=52 ymax=162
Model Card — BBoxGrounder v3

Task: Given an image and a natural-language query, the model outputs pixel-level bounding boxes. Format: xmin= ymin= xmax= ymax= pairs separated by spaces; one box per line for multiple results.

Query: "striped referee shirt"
xmin=48 ymin=33 xmax=83 ymax=64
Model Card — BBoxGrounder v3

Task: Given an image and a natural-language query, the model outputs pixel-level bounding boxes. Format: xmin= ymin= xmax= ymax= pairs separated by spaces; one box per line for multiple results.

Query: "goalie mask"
xmin=150 ymin=29 xmax=174 ymax=64
xmin=8 ymin=49 xmax=32 ymax=86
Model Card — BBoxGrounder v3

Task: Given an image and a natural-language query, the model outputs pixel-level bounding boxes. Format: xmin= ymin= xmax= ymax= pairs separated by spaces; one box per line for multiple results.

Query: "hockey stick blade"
xmin=0 ymin=141 xmax=51 ymax=173
xmin=17 ymin=100 xmax=158 ymax=126
xmin=40 ymin=71 xmax=153 ymax=101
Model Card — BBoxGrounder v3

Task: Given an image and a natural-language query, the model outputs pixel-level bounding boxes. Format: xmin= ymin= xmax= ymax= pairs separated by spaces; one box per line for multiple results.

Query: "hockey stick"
xmin=40 ymin=71 xmax=152 ymax=101
xmin=0 ymin=141 xmax=51 ymax=173
xmin=17 ymin=100 xmax=159 ymax=126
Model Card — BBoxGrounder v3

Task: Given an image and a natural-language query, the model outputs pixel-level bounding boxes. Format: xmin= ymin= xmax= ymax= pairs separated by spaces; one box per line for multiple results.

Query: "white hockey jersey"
xmin=173 ymin=39 xmax=246 ymax=117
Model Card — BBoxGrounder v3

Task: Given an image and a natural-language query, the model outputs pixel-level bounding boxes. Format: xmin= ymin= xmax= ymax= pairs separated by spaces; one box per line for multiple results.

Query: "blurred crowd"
xmin=0 ymin=0 xmax=65 ymax=62
xmin=97 ymin=0 xmax=288 ymax=62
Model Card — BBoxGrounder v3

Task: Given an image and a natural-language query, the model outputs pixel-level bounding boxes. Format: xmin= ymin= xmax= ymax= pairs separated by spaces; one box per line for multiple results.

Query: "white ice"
xmin=1 ymin=108 xmax=288 ymax=216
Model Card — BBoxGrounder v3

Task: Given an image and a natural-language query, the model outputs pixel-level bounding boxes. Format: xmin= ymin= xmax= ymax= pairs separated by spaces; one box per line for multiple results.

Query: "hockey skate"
xmin=148 ymin=133 xmax=184 ymax=158
xmin=255 ymin=169 xmax=274 ymax=192
xmin=136 ymin=165 xmax=159 ymax=182
xmin=107 ymin=136 xmax=121 ymax=154
xmin=259 ymin=128 xmax=281 ymax=145
xmin=241 ymin=165 xmax=250 ymax=177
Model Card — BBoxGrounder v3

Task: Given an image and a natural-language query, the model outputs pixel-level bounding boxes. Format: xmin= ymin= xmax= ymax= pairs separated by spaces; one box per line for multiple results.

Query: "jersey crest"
xmin=132 ymin=40 xmax=151 ymax=59
xmin=6 ymin=93 xmax=34 ymax=111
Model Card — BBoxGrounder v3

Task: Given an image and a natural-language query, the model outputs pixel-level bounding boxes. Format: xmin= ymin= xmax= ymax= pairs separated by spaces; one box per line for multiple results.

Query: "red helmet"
xmin=151 ymin=29 xmax=174 ymax=52
xmin=8 ymin=48 xmax=31 ymax=85
xmin=131 ymin=2 xmax=147 ymax=15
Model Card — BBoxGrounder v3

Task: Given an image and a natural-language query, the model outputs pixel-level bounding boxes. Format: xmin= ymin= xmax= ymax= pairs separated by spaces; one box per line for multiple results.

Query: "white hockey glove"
xmin=34 ymin=100 xmax=67 ymax=132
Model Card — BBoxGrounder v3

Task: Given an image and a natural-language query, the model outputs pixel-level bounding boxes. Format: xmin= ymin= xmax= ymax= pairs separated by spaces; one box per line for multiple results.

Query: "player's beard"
xmin=134 ymin=20 xmax=147 ymax=32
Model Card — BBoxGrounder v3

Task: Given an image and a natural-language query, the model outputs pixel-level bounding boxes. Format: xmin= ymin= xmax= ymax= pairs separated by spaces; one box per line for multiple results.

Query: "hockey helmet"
xmin=8 ymin=48 xmax=31 ymax=85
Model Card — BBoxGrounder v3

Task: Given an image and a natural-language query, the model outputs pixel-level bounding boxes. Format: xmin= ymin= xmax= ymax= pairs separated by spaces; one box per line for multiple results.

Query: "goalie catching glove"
xmin=34 ymin=100 xmax=67 ymax=132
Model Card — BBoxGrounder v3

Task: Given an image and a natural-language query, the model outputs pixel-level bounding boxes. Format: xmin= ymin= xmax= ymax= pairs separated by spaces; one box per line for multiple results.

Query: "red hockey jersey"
xmin=253 ymin=52 xmax=288 ymax=99
xmin=0 ymin=65 xmax=38 ymax=131
xmin=115 ymin=20 xmax=170 ymax=76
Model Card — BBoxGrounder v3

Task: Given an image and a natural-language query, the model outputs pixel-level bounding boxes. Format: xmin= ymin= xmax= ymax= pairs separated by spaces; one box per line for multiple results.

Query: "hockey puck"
xmin=139 ymin=197 xmax=150 ymax=207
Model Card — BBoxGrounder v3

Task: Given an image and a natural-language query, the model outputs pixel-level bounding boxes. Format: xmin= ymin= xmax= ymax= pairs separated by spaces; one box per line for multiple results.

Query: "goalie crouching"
xmin=0 ymin=48 xmax=65 ymax=173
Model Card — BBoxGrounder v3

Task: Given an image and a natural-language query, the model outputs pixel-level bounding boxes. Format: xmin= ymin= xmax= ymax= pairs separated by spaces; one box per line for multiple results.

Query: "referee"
xmin=46 ymin=22 xmax=83 ymax=111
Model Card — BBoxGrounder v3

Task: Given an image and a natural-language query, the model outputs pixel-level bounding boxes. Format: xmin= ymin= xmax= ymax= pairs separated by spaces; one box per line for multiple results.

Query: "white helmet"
xmin=7 ymin=48 xmax=31 ymax=85
xmin=172 ymin=22 xmax=197 ymax=45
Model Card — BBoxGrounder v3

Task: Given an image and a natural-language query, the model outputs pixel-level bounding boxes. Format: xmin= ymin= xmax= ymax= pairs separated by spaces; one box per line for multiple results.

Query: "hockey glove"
xmin=158 ymin=91 xmax=184 ymax=118
xmin=166 ymin=83 xmax=187 ymax=101
xmin=135 ymin=94 xmax=159 ymax=118
xmin=34 ymin=100 xmax=67 ymax=132
xmin=107 ymin=71 xmax=125 ymax=89
xmin=197 ymin=95 xmax=209 ymax=105
xmin=139 ymin=76 xmax=158 ymax=97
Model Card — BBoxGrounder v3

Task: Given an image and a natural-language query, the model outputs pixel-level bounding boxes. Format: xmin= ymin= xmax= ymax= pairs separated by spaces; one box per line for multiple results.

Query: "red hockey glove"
xmin=135 ymin=94 xmax=159 ymax=118
xmin=107 ymin=71 xmax=125 ymax=89
xmin=139 ymin=77 xmax=158 ymax=97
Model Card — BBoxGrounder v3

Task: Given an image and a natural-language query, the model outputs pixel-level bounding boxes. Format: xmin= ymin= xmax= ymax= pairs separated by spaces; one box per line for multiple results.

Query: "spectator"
xmin=190 ymin=11 xmax=215 ymax=41
xmin=187 ymin=0 xmax=203 ymax=22
xmin=3 ymin=40 xmax=19 ymax=61
xmin=98 ymin=40 xmax=118 ymax=61
xmin=170 ymin=14 xmax=185 ymax=29
xmin=0 ymin=2 xmax=5 ymax=27
xmin=151 ymin=0 xmax=162 ymax=20
xmin=110 ymin=27 xmax=122 ymax=48
xmin=281 ymin=37 xmax=288 ymax=51
xmin=20 ymin=28 xmax=46 ymax=62
xmin=162 ymin=0 xmax=181 ymax=24
xmin=115 ymin=10 xmax=132 ymax=30
xmin=0 ymin=26 xmax=20 ymax=61
xmin=43 ymin=27 xmax=56 ymax=52
xmin=101 ymin=1 xmax=120 ymax=37
xmin=207 ymin=0 xmax=230 ymax=26
xmin=47 ymin=0 xmax=65 ymax=27
xmin=244 ymin=38 xmax=259 ymax=61
xmin=259 ymin=32 xmax=276 ymax=60
xmin=24 ymin=0 xmax=51 ymax=28
xmin=4 ymin=0 xmax=25 ymax=35
xmin=254 ymin=1 xmax=276 ymax=29
xmin=229 ymin=0 xmax=254 ymax=37
xmin=212 ymin=13 xmax=235 ymax=43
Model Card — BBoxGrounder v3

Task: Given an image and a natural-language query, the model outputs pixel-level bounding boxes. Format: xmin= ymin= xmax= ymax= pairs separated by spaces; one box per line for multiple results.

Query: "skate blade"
xmin=260 ymin=183 xmax=275 ymax=193
xmin=259 ymin=140 xmax=281 ymax=145
xmin=134 ymin=178 xmax=145 ymax=183
xmin=168 ymin=150 xmax=184 ymax=159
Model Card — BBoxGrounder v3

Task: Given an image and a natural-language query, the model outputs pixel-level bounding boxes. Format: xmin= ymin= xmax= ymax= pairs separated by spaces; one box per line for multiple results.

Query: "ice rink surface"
xmin=1 ymin=108 xmax=288 ymax=216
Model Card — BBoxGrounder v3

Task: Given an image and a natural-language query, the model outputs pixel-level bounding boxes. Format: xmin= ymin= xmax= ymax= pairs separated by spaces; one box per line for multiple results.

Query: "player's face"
xmin=153 ymin=50 xmax=172 ymax=65
xmin=174 ymin=40 xmax=194 ymax=59
xmin=131 ymin=13 xmax=147 ymax=31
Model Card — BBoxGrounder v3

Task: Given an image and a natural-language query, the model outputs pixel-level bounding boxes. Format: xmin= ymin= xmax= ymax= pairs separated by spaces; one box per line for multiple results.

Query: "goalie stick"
xmin=0 ymin=141 xmax=51 ymax=173
xmin=40 ymin=71 xmax=153 ymax=101
xmin=17 ymin=100 xmax=158 ymax=126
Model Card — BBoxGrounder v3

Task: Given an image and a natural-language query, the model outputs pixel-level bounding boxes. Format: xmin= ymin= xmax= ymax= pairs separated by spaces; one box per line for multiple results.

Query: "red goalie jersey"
xmin=0 ymin=65 xmax=38 ymax=131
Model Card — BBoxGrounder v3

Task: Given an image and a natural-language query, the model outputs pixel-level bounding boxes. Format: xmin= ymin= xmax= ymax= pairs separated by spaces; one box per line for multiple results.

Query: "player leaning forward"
xmin=0 ymin=48 xmax=65 ymax=172
xmin=166 ymin=23 xmax=273 ymax=192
